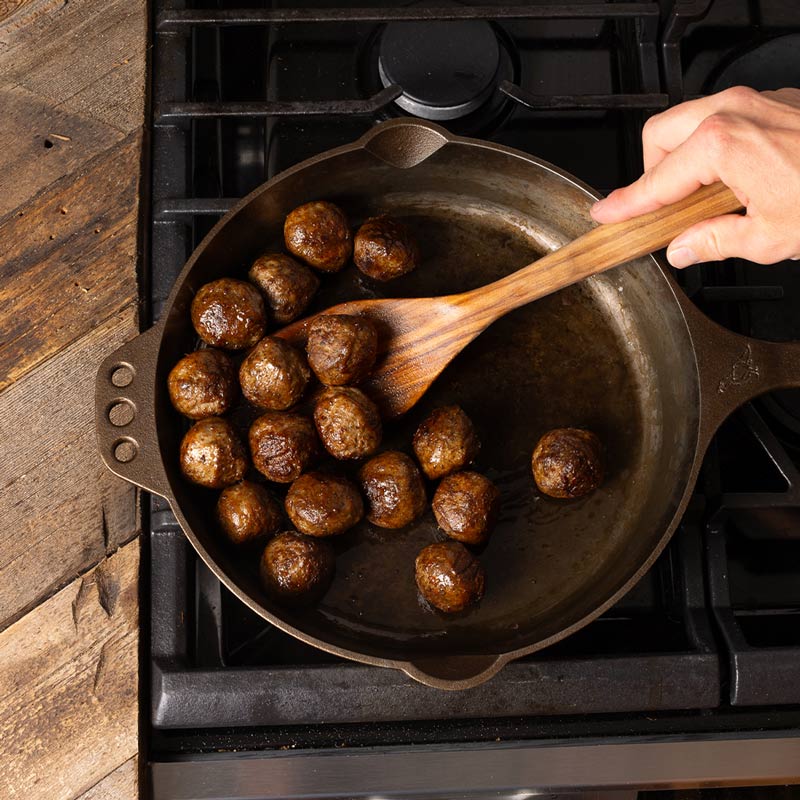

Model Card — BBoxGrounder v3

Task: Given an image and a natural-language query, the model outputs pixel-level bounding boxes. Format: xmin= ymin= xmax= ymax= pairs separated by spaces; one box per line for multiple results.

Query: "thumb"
xmin=666 ymin=214 xmax=750 ymax=268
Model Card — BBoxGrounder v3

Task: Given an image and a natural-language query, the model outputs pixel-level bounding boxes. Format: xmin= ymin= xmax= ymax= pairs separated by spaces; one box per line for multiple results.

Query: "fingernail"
xmin=667 ymin=246 xmax=698 ymax=269
xmin=590 ymin=199 xmax=606 ymax=219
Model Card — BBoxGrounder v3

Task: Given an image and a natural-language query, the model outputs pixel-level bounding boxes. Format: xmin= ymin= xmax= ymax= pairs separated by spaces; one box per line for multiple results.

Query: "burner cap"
xmin=712 ymin=34 xmax=800 ymax=93
xmin=378 ymin=20 xmax=501 ymax=121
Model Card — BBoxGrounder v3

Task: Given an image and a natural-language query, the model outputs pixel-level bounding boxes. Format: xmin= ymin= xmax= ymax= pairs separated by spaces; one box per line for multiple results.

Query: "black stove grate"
xmin=149 ymin=0 xmax=800 ymax=759
xmin=150 ymin=503 xmax=719 ymax=729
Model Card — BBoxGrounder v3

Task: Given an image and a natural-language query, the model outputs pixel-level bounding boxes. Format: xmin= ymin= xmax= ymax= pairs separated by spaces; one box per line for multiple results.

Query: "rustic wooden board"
xmin=0 ymin=0 xmax=146 ymax=216
xmin=0 ymin=0 xmax=147 ymax=792
xmin=0 ymin=131 xmax=141 ymax=389
xmin=0 ymin=84 xmax=125 ymax=219
xmin=0 ymin=540 xmax=139 ymax=798
xmin=0 ymin=0 xmax=146 ymax=136
xmin=0 ymin=305 xmax=140 ymax=629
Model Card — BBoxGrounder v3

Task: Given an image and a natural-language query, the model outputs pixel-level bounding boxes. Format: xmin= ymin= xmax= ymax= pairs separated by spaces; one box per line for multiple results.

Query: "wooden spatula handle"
xmin=464 ymin=182 xmax=744 ymax=315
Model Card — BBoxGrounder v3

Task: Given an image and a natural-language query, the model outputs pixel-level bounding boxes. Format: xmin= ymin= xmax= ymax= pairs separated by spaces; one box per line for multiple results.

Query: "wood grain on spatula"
xmin=276 ymin=183 xmax=743 ymax=418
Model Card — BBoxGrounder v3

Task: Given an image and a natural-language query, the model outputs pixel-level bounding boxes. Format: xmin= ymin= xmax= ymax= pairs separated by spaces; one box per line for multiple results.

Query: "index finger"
xmin=592 ymin=122 xmax=725 ymax=222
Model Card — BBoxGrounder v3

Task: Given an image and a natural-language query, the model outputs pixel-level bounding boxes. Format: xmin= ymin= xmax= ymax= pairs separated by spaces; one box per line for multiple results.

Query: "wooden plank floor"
xmin=0 ymin=0 xmax=146 ymax=796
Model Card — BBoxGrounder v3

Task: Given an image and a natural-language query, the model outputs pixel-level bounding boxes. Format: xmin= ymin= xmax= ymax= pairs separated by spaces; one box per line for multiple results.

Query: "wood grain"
xmin=0 ymin=130 xmax=141 ymax=390
xmin=0 ymin=0 xmax=146 ymax=132
xmin=0 ymin=84 xmax=125 ymax=218
xmin=0 ymin=0 xmax=146 ymax=792
xmin=0 ymin=306 xmax=140 ymax=630
xmin=0 ymin=0 xmax=146 ymax=215
xmin=0 ymin=540 xmax=139 ymax=799
xmin=0 ymin=0 xmax=61 ymax=29
xmin=78 ymin=757 xmax=138 ymax=800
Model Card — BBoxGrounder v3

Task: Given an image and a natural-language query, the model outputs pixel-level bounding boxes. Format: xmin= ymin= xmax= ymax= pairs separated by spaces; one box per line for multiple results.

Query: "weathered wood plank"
xmin=0 ymin=84 xmax=125 ymax=218
xmin=0 ymin=0 xmax=63 ymax=40
xmin=78 ymin=756 xmax=138 ymax=800
xmin=0 ymin=0 xmax=66 ymax=44
xmin=0 ymin=0 xmax=32 ymax=23
xmin=0 ymin=0 xmax=146 ymax=135
xmin=0 ymin=305 xmax=140 ymax=630
xmin=0 ymin=0 xmax=146 ymax=217
xmin=0 ymin=130 xmax=141 ymax=389
xmin=0 ymin=540 xmax=139 ymax=799
xmin=0 ymin=0 xmax=147 ymax=793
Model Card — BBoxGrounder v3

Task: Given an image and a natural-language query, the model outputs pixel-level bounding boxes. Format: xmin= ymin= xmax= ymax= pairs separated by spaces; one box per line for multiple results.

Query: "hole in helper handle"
xmin=358 ymin=118 xmax=451 ymax=170
xmin=683 ymin=298 xmax=800 ymax=450
xmin=95 ymin=323 xmax=171 ymax=497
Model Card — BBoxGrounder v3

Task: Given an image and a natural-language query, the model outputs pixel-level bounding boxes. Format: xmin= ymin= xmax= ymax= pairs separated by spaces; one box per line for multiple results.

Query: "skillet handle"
xmin=95 ymin=324 xmax=171 ymax=498
xmin=681 ymin=297 xmax=800 ymax=450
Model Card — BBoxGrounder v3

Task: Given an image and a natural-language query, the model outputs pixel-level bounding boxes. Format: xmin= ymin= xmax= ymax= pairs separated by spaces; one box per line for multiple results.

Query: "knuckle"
xmin=697 ymin=113 xmax=737 ymax=160
xmin=641 ymin=112 xmax=661 ymax=142
xmin=721 ymin=85 xmax=760 ymax=107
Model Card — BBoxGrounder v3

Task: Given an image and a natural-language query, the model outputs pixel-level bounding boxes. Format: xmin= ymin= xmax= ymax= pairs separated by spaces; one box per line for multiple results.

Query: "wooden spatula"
xmin=277 ymin=183 xmax=743 ymax=418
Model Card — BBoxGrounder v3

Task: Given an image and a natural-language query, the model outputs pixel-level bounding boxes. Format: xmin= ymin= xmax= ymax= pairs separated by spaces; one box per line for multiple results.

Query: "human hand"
xmin=590 ymin=86 xmax=800 ymax=267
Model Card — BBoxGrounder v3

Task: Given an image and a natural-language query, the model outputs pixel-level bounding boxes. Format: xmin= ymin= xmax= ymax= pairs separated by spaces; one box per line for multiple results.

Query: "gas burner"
xmin=710 ymin=34 xmax=800 ymax=92
xmin=378 ymin=20 xmax=500 ymax=120
xmin=359 ymin=21 xmax=517 ymax=137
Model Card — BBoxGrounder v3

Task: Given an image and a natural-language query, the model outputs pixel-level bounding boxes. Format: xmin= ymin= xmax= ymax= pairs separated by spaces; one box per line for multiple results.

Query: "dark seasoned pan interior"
xmin=155 ymin=140 xmax=700 ymax=662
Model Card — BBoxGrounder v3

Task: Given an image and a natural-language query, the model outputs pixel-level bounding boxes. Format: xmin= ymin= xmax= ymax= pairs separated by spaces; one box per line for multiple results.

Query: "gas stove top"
xmin=148 ymin=1 xmax=800 ymax=796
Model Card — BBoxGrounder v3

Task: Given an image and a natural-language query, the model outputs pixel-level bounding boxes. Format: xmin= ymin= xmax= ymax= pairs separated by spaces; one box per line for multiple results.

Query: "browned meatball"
xmin=216 ymin=481 xmax=282 ymax=546
xmin=284 ymin=201 xmax=352 ymax=273
xmin=354 ymin=215 xmax=420 ymax=281
xmin=167 ymin=348 xmax=238 ymax=420
xmin=306 ymin=314 xmax=378 ymax=386
xmin=179 ymin=417 xmax=249 ymax=489
xmin=432 ymin=471 xmax=500 ymax=546
xmin=415 ymin=541 xmax=486 ymax=614
xmin=260 ymin=531 xmax=334 ymax=605
xmin=285 ymin=472 xmax=364 ymax=537
xmin=249 ymin=412 xmax=319 ymax=483
xmin=239 ymin=336 xmax=311 ymax=410
xmin=313 ymin=386 xmax=382 ymax=460
xmin=358 ymin=451 xmax=426 ymax=529
xmin=191 ymin=278 xmax=266 ymax=350
xmin=248 ymin=253 xmax=320 ymax=325
xmin=532 ymin=428 xmax=604 ymax=499
xmin=412 ymin=405 xmax=480 ymax=480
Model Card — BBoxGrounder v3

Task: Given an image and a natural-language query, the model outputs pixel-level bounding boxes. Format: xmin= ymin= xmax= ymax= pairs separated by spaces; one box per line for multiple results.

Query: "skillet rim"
xmin=149 ymin=119 xmax=705 ymax=689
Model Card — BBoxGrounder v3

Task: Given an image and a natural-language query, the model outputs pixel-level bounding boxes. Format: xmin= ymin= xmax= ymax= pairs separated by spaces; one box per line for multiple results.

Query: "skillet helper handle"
xmin=683 ymin=300 xmax=800 ymax=448
xmin=402 ymin=654 xmax=510 ymax=690
xmin=95 ymin=324 xmax=171 ymax=498
xmin=468 ymin=182 xmax=744 ymax=315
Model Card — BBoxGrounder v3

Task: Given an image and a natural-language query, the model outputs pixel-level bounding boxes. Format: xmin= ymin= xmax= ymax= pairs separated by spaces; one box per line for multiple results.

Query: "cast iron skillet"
xmin=96 ymin=119 xmax=800 ymax=690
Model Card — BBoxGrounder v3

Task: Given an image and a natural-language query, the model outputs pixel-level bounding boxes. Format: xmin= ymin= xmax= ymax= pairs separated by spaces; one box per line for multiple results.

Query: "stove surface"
xmin=148 ymin=0 xmax=800 ymax=791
